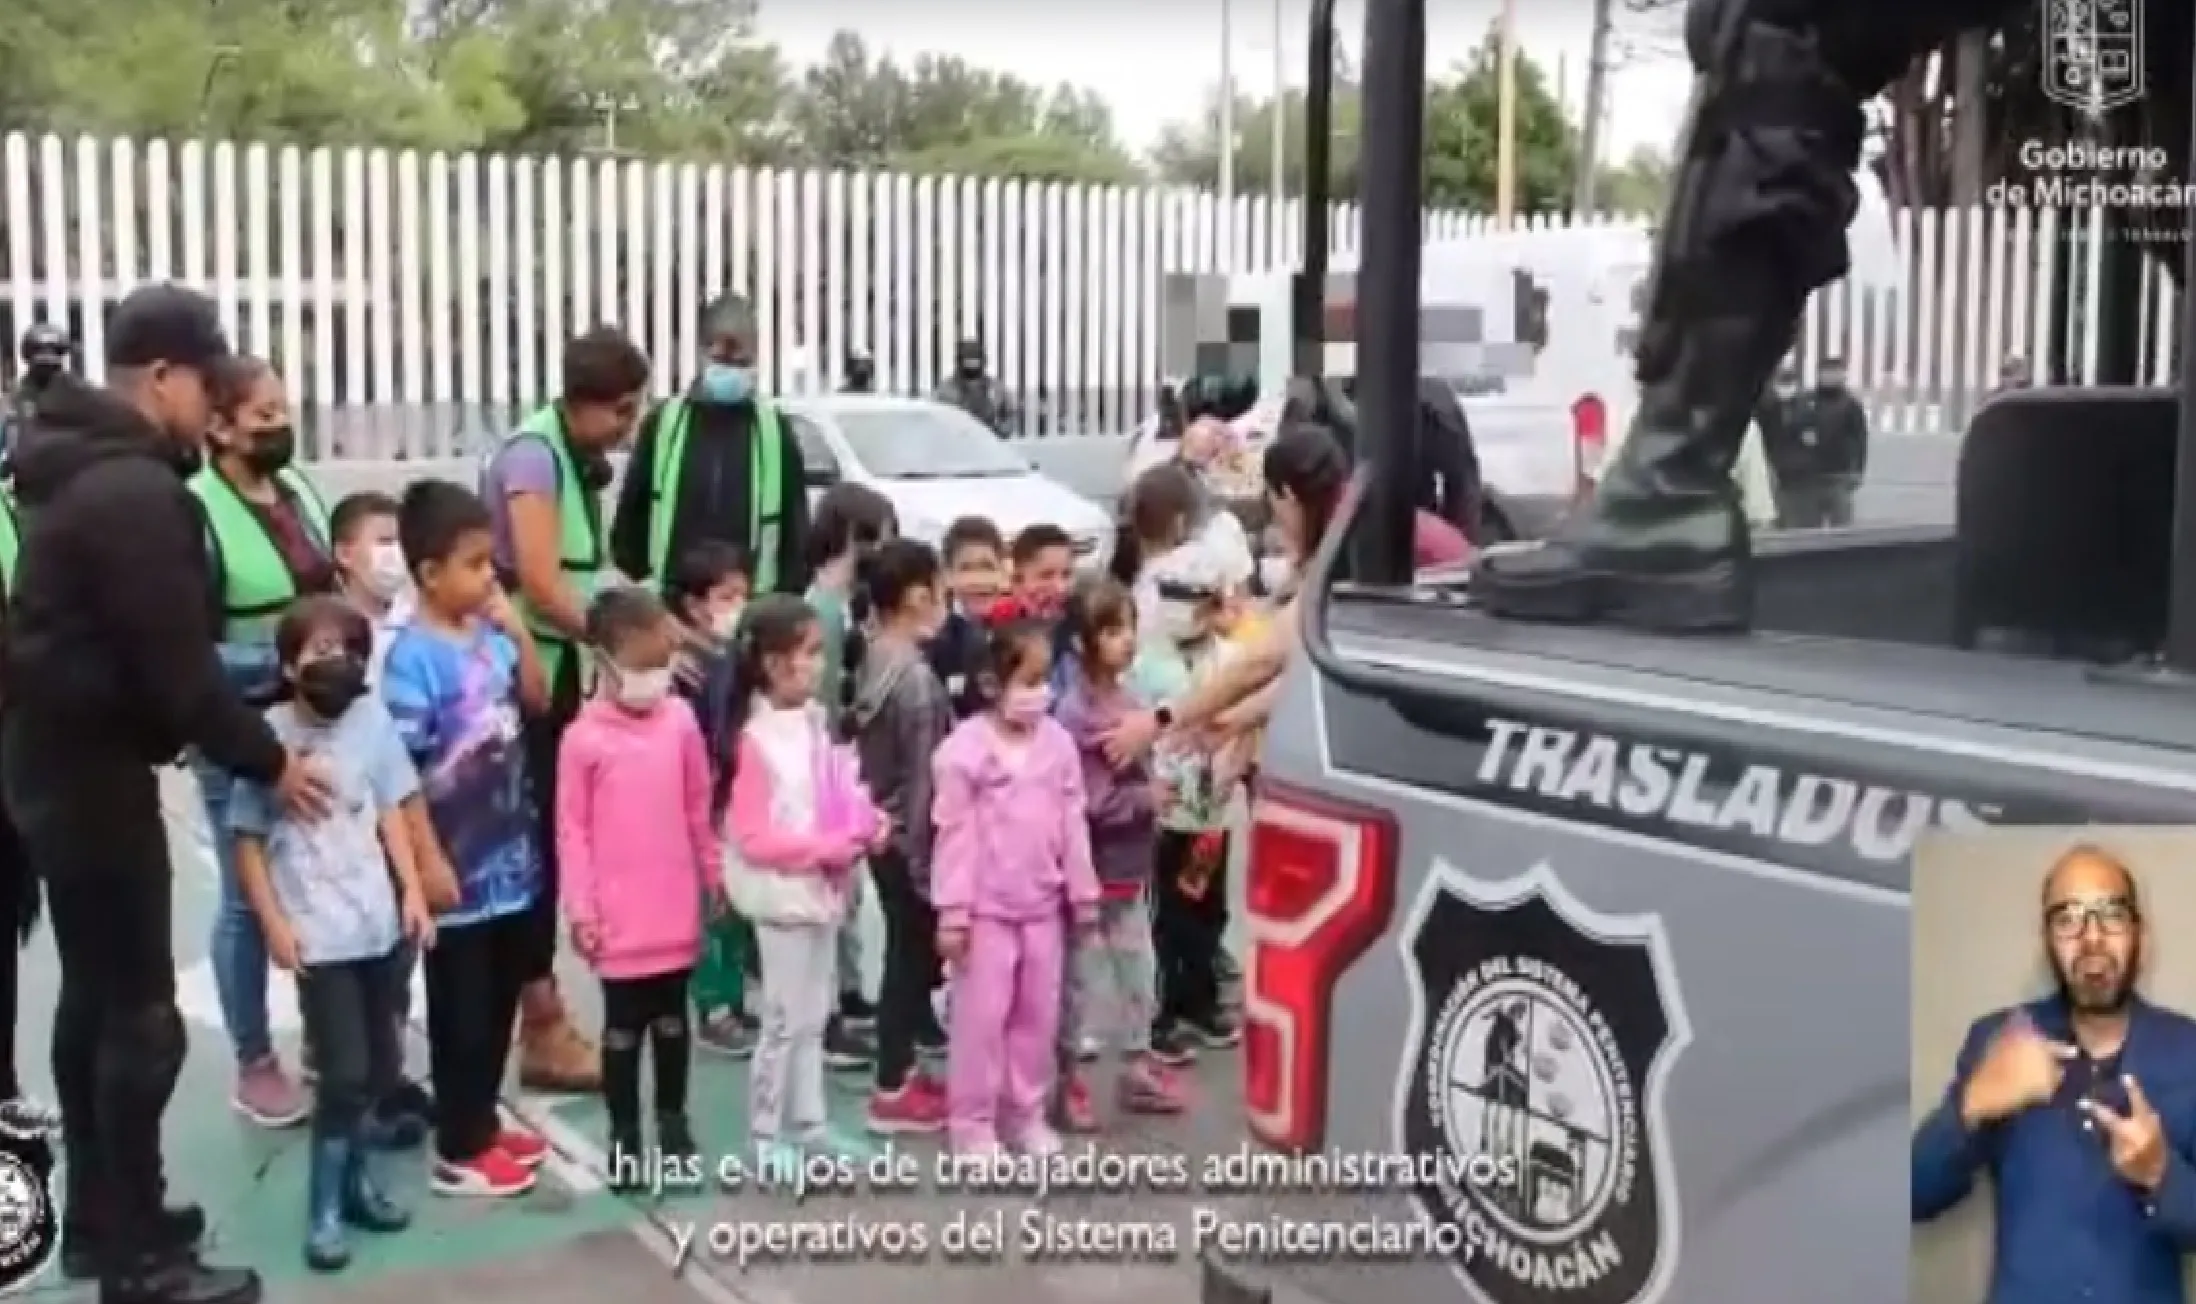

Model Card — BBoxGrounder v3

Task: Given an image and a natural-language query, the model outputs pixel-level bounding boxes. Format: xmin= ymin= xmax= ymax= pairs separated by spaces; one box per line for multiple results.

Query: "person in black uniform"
xmin=5 ymin=324 xmax=71 ymax=449
xmin=3 ymin=284 xmax=331 ymax=1304
xmin=1766 ymin=355 xmax=1870 ymax=529
xmin=842 ymin=349 xmax=875 ymax=394
xmin=932 ymin=338 xmax=1012 ymax=435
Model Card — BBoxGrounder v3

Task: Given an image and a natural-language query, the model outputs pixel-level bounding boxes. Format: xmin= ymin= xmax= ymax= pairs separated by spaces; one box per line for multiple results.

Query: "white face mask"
xmin=613 ymin=666 xmax=672 ymax=710
xmin=711 ymin=603 xmax=745 ymax=641
xmin=364 ymin=542 xmax=408 ymax=600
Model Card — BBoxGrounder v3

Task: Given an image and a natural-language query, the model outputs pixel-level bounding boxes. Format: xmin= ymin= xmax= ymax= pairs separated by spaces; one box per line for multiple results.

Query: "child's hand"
xmin=936 ymin=926 xmax=970 ymax=967
xmin=482 ymin=583 xmax=524 ymax=637
xmin=1150 ymin=775 xmax=1178 ymax=815
xmin=570 ymin=921 xmax=602 ymax=958
xmin=418 ymin=852 xmax=462 ymax=912
xmin=1073 ymin=906 xmax=1102 ymax=939
xmin=265 ymin=920 xmax=303 ymax=972
xmin=867 ymin=817 xmax=894 ymax=854
xmin=400 ymin=887 xmax=437 ymax=950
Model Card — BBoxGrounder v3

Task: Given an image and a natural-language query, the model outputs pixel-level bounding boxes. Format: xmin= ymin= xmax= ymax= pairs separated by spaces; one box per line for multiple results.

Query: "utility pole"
xmin=1572 ymin=0 xmax=1616 ymax=214
xmin=1219 ymin=0 xmax=1237 ymax=262
xmin=1495 ymin=0 xmax=1518 ymax=223
xmin=1271 ymin=0 xmax=1287 ymax=240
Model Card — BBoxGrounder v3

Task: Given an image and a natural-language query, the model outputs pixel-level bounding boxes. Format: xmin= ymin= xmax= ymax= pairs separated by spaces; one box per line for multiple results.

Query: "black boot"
xmin=1474 ymin=0 xmax=1877 ymax=631
xmin=59 ymin=1159 xmax=205 ymax=1282
xmin=97 ymin=1252 xmax=259 ymax=1304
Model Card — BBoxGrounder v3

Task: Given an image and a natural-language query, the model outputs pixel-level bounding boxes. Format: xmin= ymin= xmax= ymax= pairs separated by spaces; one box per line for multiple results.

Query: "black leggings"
xmin=519 ymin=653 xmax=584 ymax=985
xmin=1153 ymin=830 xmax=1229 ymax=1028
xmin=599 ymin=970 xmax=692 ymax=1126
xmin=0 ymin=780 xmax=31 ymax=1101
xmin=871 ymin=851 xmax=937 ymax=1093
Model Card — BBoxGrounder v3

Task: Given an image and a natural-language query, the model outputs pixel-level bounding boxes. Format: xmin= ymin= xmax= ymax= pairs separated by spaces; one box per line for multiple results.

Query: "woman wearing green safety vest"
xmin=609 ymin=293 xmax=811 ymax=596
xmin=484 ymin=327 xmax=653 ymax=1093
xmin=188 ymin=356 xmax=337 ymax=1131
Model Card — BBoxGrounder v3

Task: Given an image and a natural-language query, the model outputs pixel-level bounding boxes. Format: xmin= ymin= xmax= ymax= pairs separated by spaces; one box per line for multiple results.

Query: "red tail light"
xmin=1242 ymin=781 xmax=1397 ymax=1151
xmin=1571 ymin=392 xmax=1608 ymax=499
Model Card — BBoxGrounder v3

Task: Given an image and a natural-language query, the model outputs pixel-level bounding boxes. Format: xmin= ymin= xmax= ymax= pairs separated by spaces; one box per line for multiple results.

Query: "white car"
xmin=779 ymin=395 xmax=1115 ymax=569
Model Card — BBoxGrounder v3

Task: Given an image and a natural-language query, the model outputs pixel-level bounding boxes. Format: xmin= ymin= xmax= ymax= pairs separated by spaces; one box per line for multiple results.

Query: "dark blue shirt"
xmin=925 ymin=609 xmax=989 ymax=720
xmin=1913 ymin=997 xmax=2196 ymax=1304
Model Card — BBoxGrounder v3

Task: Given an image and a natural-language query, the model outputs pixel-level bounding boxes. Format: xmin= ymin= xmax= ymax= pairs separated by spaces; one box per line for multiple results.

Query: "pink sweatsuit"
xmin=931 ymin=714 xmax=1101 ymax=1148
xmin=555 ymin=698 xmax=717 ymax=979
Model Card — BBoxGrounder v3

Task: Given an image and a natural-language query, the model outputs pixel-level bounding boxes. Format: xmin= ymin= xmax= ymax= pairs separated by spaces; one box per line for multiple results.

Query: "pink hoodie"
xmin=930 ymin=714 xmax=1102 ymax=930
xmin=722 ymin=701 xmax=885 ymax=927
xmin=556 ymin=697 xmax=716 ymax=979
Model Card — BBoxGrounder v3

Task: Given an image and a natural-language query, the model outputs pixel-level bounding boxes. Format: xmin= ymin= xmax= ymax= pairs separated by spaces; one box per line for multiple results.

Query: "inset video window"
xmin=1913 ymin=828 xmax=2196 ymax=1302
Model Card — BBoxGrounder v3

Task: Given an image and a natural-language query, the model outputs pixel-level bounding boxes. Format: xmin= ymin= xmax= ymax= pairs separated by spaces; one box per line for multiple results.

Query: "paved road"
xmin=5 ymin=774 xmax=1256 ymax=1304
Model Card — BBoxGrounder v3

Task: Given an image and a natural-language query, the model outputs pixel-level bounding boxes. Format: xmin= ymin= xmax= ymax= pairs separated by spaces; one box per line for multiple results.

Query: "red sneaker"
xmin=1056 ymin=1073 xmax=1100 ymax=1133
xmin=497 ymin=1126 xmax=550 ymax=1169
xmin=867 ymin=1076 xmax=948 ymax=1135
xmin=431 ymin=1145 xmax=535 ymax=1198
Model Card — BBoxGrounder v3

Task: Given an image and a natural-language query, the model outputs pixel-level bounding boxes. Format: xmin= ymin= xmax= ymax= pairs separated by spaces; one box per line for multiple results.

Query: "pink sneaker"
xmin=496 ymin=1126 xmax=549 ymax=1169
xmin=1055 ymin=1073 xmax=1100 ymax=1133
xmin=230 ymin=1056 xmax=309 ymax=1129
xmin=1118 ymin=1056 xmax=1189 ymax=1114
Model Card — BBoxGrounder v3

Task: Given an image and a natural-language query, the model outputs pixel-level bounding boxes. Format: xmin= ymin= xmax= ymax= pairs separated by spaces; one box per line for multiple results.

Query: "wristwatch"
xmin=1155 ymin=703 xmax=1176 ymax=731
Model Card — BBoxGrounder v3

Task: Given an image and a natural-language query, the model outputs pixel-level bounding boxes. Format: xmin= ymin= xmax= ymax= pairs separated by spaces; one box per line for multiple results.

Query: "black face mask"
xmin=22 ymin=362 xmax=58 ymax=387
xmin=296 ymin=655 xmax=369 ymax=719
xmin=242 ymin=426 xmax=296 ymax=476
xmin=957 ymin=356 xmax=984 ymax=378
xmin=578 ymin=450 xmax=615 ymax=490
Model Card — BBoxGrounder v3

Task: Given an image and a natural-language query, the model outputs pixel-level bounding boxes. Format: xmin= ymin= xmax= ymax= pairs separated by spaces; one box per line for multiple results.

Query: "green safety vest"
xmin=504 ymin=405 xmax=605 ymax=684
xmin=187 ymin=466 xmax=332 ymax=641
xmin=0 ymin=488 xmax=18 ymax=589
xmin=648 ymin=398 xmax=784 ymax=592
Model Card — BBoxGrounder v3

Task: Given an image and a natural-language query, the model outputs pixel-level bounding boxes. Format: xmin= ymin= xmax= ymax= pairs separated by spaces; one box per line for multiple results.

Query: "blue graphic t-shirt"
xmin=380 ymin=620 xmax=538 ymax=927
xmin=228 ymin=697 xmax=419 ymax=965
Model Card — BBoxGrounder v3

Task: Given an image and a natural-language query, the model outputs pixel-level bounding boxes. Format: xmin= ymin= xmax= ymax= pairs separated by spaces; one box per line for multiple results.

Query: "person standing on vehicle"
xmin=934 ymin=337 xmax=1012 ymax=436
xmin=841 ymin=349 xmax=875 ymax=395
xmin=188 ymin=353 xmax=338 ymax=1131
xmin=611 ymin=295 xmax=810 ymax=597
xmin=1913 ymin=846 xmax=2196 ymax=1303
xmin=1767 ymin=355 xmax=1870 ymax=529
xmin=3 ymin=283 xmax=330 ymax=1304
xmin=485 ymin=325 xmax=652 ymax=1094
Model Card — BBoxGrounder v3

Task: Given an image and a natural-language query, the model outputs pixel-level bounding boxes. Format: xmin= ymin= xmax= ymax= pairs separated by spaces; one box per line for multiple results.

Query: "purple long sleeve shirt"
xmin=1053 ymin=673 xmax=1157 ymax=900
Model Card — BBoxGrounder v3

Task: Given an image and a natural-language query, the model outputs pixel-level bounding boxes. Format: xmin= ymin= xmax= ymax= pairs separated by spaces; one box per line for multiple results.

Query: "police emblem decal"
xmin=0 ymin=1101 xmax=58 ymax=1294
xmin=1395 ymin=860 xmax=1692 ymax=1304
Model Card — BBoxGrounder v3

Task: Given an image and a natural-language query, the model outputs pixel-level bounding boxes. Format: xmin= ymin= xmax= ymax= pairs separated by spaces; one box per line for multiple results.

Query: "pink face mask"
xmin=1002 ymin=685 xmax=1051 ymax=724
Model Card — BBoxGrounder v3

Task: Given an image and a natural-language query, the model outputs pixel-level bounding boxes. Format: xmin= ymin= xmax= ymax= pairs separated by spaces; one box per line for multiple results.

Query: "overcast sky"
xmin=758 ymin=0 xmax=1694 ymax=163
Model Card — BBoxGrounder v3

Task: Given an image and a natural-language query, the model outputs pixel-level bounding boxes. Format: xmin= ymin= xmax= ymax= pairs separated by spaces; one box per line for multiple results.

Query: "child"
xmin=558 ymin=587 xmax=721 ymax=1186
xmin=847 ymin=540 xmax=955 ymax=1134
xmin=1130 ymin=544 xmax=1244 ymax=1056
xmin=720 ymin=594 xmax=888 ymax=1168
xmin=228 ymin=596 xmax=435 ymax=1271
xmin=928 ymin=516 xmax=1005 ymax=720
xmin=330 ymin=488 xmax=443 ymax=1134
xmin=803 ymin=482 xmax=896 ymax=1066
xmin=1009 ymin=523 xmax=1077 ymax=621
xmin=1053 ymin=579 xmax=1190 ymax=1128
xmin=666 ymin=541 xmax=761 ymax=1057
xmin=328 ymin=490 xmax=408 ymax=682
xmin=932 ymin=618 xmax=1102 ymax=1155
xmin=380 ymin=480 xmax=554 ymax=1199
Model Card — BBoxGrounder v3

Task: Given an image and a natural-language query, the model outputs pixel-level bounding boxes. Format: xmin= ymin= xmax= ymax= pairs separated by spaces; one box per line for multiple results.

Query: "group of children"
xmin=227 ymin=462 xmax=1258 ymax=1264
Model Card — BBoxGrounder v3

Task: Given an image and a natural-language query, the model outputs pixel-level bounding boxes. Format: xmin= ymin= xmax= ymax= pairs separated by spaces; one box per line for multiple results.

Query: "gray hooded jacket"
xmin=848 ymin=632 xmax=953 ymax=887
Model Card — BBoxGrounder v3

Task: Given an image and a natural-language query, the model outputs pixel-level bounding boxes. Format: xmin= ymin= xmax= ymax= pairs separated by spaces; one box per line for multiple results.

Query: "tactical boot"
xmin=98 ymin=1255 xmax=260 ymax=1304
xmin=1475 ymin=2 xmax=1870 ymax=631
xmin=59 ymin=1161 xmax=205 ymax=1282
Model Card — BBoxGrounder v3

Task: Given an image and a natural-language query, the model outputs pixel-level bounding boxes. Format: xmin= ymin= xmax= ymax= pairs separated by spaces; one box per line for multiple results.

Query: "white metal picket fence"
xmin=0 ymin=131 xmax=2180 ymax=460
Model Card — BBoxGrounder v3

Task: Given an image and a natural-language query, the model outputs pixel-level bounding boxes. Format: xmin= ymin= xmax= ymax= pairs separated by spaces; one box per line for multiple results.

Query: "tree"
xmin=1597 ymin=147 xmax=1672 ymax=216
xmin=1150 ymin=26 xmax=1581 ymax=213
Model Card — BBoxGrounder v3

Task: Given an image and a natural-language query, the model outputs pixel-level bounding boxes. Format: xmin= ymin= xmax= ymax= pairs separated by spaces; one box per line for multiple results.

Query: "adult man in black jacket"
xmin=611 ymin=294 xmax=811 ymax=596
xmin=4 ymin=285 xmax=326 ymax=1304
xmin=1763 ymin=355 xmax=1870 ymax=528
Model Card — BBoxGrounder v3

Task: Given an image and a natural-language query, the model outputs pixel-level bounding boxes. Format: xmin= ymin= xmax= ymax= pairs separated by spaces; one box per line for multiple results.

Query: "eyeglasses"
xmin=2045 ymin=896 xmax=2138 ymax=939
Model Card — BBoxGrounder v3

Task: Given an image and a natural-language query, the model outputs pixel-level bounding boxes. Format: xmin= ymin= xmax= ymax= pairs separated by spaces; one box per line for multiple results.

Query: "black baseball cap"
xmin=105 ymin=283 xmax=232 ymax=372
